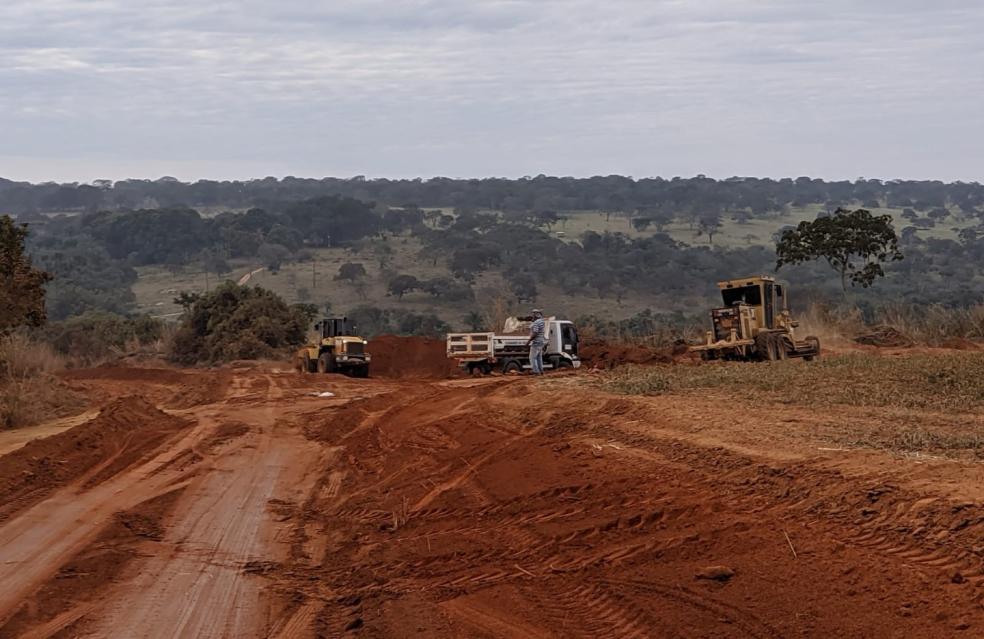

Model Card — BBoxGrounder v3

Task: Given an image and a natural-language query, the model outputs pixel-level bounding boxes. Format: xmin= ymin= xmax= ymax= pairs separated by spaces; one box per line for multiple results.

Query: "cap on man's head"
xmin=532 ymin=309 xmax=543 ymax=317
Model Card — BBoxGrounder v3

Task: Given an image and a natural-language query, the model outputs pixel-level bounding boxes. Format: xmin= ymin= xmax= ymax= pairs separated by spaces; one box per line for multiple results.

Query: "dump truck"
xmin=447 ymin=317 xmax=581 ymax=374
xmin=296 ymin=317 xmax=371 ymax=377
xmin=689 ymin=276 xmax=820 ymax=362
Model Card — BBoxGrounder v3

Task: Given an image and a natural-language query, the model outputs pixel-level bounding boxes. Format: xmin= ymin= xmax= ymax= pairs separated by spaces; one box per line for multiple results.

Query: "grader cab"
xmin=690 ymin=276 xmax=820 ymax=362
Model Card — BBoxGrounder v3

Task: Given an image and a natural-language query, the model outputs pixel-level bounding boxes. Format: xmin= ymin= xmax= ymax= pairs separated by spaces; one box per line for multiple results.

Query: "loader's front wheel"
xmin=302 ymin=352 xmax=313 ymax=373
xmin=317 ymin=352 xmax=336 ymax=374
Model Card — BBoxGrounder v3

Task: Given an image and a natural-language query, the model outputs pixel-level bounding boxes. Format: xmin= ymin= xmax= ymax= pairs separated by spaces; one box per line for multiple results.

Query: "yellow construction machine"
xmin=296 ymin=317 xmax=371 ymax=377
xmin=690 ymin=276 xmax=820 ymax=362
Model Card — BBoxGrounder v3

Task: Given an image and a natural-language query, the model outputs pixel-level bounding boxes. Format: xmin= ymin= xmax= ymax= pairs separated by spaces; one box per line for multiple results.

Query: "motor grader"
xmin=689 ymin=276 xmax=820 ymax=362
xmin=296 ymin=317 xmax=371 ymax=377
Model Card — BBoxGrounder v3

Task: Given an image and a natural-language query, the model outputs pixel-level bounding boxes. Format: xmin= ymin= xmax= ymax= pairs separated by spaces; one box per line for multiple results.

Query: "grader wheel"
xmin=803 ymin=336 xmax=821 ymax=362
xmin=775 ymin=335 xmax=789 ymax=360
xmin=754 ymin=333 xmax=776 ymax=361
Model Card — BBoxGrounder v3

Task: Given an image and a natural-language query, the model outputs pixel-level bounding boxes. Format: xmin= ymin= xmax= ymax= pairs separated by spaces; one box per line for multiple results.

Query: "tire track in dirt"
xmin=267 ymin=378 xmax=983 ymax=638
xmin=88 ymin=375 xmax=326 ymax=639
xmin=569 ymin=403 xmax=984 ymax=586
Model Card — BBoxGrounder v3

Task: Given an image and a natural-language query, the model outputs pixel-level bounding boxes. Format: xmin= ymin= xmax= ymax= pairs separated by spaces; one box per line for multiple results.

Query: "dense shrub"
xmin=168 ymin=282 xmax=309 ymax=364
xmin=40 ymin=312 xmax=164 ymax=363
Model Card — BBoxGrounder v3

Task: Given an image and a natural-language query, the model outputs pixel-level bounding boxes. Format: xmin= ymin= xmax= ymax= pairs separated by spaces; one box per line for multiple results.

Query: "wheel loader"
xmin=295 ymin=317 xmax=371 ymax=377
xmin=689 ymin=276 xmax=820 ymax=362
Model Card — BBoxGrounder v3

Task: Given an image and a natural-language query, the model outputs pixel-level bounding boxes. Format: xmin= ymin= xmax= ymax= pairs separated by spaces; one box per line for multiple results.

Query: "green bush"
xmin=168 ymin=282 xmax=309 ymax=364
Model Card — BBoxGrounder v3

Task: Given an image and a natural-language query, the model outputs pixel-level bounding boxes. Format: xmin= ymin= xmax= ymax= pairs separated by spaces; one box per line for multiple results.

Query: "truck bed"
xmin=447 ymin=332 xmax=532 ymax=359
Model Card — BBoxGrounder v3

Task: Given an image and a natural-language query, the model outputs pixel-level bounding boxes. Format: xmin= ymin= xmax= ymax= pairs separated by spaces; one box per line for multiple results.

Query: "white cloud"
xmin=0 ymin=0 xmax=982 ymax=182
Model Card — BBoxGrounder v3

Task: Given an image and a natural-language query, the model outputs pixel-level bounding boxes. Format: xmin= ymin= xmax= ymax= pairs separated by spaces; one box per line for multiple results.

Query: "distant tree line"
xmin=4 ymin=174 xmax=984 ymax=220
xmin=16 ymin=185 xmax=984 ymax=327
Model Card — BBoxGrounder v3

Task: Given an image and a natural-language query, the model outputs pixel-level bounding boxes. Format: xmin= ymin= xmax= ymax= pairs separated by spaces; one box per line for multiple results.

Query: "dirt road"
xmin=0 ymin=363 xmax=982 ymax=638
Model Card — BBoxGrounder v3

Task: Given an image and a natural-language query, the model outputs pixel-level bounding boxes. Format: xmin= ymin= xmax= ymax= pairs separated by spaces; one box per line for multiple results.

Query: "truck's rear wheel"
xmin=503 ymin=360 xmax=522 ymax=374
xmin=468 ymin=362 xmax=492 ymax=376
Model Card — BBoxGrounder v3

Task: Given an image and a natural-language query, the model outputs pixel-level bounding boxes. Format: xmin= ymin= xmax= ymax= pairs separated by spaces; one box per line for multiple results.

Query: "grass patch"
xmin=602 ymin=353 xmax=984 ymax=412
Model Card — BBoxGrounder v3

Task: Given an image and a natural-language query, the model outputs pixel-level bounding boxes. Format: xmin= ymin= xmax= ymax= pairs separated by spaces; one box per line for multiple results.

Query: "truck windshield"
xmin=721 ymin=285 xmax=761 ymax=306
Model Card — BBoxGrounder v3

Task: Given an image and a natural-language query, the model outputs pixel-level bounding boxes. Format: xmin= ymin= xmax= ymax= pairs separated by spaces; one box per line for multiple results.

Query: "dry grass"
xmin=0 ymin=376 xmax=85 ymax=430
xmin=602 ymin=353 xmax=984 ymax=457
xmin=876 ymin=303 xmax=984 ymax=345
xmin=602 ymin=353 xmax=984 ymax=412
xmin=0 ymin=334 xmax=65 ymax=378
xmin=0 ymin=334 xmax=82 ymax=429
xmin=798 ymin=302 xmax=984 ymax=348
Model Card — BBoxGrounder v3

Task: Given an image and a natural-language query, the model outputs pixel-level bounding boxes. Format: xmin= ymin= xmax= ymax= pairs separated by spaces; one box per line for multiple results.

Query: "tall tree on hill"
xmin=0 ymin=216 xmax=51 ymax=333
xmin=696 ymin=213 xmax=722 ymax=245
xmin=775 ymin=208 xmax=903 ymax=291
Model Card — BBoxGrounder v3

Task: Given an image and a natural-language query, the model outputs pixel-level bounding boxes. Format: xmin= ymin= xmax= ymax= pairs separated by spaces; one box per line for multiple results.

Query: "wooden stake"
xmin=783 ymin=529 xmax=798 ymax=559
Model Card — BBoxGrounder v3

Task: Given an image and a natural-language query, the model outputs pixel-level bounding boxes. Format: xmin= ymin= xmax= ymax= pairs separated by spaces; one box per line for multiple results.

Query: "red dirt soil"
xmin=1 ymin=362 xmax=982 ymax=637
xmin=369 ymin=334 xmax=458 ymax=378
xmin=580 ymin=338 xmax=692 ymax=369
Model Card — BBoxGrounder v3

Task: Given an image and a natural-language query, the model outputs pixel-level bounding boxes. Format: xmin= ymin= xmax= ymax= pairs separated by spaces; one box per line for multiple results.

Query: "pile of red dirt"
xmin=579 ymin=339 xmax=691 ymax=369
xmin=369 ymin=335 xmax=457 ymax=379
xmin=0 ymin=396 xmax=190 ymax=522
xmin=854 ymin=325 xmax=915 ymax=348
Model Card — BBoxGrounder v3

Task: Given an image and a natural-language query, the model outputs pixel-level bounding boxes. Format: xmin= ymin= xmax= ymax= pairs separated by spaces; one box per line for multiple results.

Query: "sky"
xmin=2 ymin=0 xmax=983 ymax=184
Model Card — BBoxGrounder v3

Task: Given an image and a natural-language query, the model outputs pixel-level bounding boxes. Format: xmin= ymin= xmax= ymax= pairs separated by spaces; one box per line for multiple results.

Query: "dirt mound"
xmin=580 ymin=339 xmax=690 ymax=369
xmin=165 ymin=367 xmax=234 ymax=409
xmin=369 ymin=335 xmax=456 ymax=379
xmin=854 ymin=325 xmax=915 ymax=348
xmin=61 ymin=364 xmax=189 ymax=385
xmin=0 ymin=396 xmax=190 ymax=522
xmin=939 ymin=337 xmax=981 ymax=351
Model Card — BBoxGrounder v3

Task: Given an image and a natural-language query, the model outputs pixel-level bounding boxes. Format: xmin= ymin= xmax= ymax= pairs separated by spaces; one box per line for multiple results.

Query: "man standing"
xmin=526 ymin=309 xmax=546 ymax=376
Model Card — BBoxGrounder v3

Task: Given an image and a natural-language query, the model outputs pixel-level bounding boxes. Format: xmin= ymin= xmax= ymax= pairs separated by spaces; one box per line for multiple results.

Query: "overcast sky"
xmin=2 ymin=0 xmax=982 ymax=183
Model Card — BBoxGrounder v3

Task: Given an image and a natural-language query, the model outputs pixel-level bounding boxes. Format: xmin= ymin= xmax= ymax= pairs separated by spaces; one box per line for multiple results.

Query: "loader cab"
xmin=316 ymin=317 xmax=357 ymax=340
